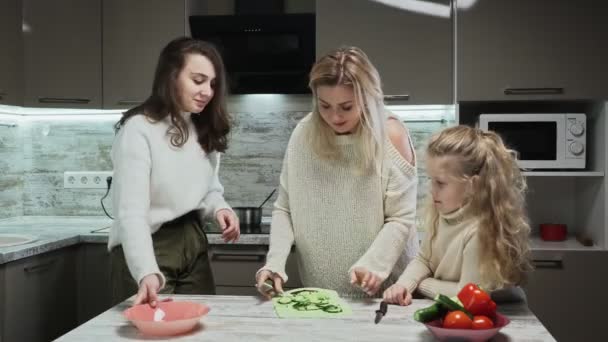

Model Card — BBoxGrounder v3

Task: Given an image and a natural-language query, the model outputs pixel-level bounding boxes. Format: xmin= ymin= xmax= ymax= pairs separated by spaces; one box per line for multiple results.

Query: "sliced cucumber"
xmin=277 ymin=296 xmax=293 ymax=304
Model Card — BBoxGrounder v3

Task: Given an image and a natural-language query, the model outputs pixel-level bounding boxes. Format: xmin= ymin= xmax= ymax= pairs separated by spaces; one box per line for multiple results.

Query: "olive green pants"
xmin=110 ymin=211 xmax=215 ymax=305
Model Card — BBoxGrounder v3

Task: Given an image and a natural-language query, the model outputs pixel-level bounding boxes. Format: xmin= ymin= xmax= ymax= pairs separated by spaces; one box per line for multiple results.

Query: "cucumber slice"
xmin=322 ymin=305 xmax=342 ymax=313
xmin=277 ymin=296 xmax=293 ymax=304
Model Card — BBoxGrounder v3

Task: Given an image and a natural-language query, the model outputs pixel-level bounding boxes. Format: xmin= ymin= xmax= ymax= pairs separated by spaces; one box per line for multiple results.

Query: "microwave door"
xmin=516 ymin=120 xmax=565 ymax=169
xmin=485 ymin=119 xmax=565 ymax=169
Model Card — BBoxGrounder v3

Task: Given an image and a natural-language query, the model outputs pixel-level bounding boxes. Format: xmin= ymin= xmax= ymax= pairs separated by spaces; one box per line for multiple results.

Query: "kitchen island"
xmin=57 ymin=294 xmax=555 ymax=341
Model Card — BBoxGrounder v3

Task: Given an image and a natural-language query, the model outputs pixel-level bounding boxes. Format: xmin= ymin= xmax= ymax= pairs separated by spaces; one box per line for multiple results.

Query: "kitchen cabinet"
xmin=22 ymin=0 xmax=102 ymax=108
xmin=525 ymin=251 xmax=608 ymax=341
xmin=458 ymin=101 xmax=608 ymax=252
xmin=0 ymin=0 xmax=23 ymax=106
xmin=209 ymin=245 xmax=302 ymax=295
xmin=316 ymin=0 xmax=453 ymax=104
xmin=457 ymin=0 xmax=608 ymax=101
xmin=76 ymin=244 xmax=112 ymax=325
xmin=0 ymin=246 xmax=78 ymax=342
xmin=102 ymin=0 xmax=185 ymax=109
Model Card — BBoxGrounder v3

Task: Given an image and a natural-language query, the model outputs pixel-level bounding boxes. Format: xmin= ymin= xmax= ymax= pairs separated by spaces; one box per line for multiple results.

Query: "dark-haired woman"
xmin=109 ymin=37 xmax=239 ymax=306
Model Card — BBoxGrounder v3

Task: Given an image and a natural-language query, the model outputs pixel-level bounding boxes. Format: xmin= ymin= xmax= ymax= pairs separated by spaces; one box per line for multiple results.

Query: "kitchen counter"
xmin=56 ymin=295 xmax=555 ymax=341
xmin=0 ymin=216 xmax=270 ymax=264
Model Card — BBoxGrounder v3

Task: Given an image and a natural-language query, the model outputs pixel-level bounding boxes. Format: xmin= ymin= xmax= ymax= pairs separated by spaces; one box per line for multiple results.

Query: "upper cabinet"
xmin=316 ymin=0 xmax=453 ymax=104
xmin=0 ymin=0 xmax=23 ymax=106
xmin=457 ymin=0 xmax=608 ymax=101
xmin=102 ymin=0 xmax=185 ymax=109
xmin=23 ymin=0 xmax=102 ymax=108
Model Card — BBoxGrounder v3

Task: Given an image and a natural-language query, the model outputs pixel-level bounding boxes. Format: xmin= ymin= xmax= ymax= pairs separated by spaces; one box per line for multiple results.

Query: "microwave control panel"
xmin=566 ymin=114 xmax=586 ymax=158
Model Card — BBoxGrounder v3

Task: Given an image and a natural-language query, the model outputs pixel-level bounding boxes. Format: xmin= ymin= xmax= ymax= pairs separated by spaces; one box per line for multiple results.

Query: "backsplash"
xmin=0 ymin=119 xmax=23 ymax=218
xmin=0 ymin=100 xmax=454 ymax=226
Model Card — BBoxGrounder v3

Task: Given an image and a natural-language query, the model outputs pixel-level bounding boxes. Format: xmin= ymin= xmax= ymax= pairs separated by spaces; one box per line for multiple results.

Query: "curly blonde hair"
xmin=307 ymin=46 xmax=386 ymax=174
xmin=424 ymin=125 xmax=532 ymax=288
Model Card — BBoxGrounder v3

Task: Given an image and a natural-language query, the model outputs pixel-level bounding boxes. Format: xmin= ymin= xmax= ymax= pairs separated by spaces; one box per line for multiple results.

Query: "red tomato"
xmin=442 ymin=311 xmax=473 ymax=329
xmin=472 ymin=315 xmax=495 ymax=330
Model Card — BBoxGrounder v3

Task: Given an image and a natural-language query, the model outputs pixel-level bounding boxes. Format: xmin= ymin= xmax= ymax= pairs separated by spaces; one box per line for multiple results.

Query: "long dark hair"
xmin=115 ymin=37 xmax=231 ymax=153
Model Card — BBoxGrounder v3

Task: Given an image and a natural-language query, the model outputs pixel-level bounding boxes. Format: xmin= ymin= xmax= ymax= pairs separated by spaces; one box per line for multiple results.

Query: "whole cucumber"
xmin=413 ymin=303 xmax=446 ymax=322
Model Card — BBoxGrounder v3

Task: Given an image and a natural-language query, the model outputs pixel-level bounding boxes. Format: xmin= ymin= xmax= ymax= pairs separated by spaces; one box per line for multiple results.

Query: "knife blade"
xmin=374 ymin=301 xmax=388 ymax=324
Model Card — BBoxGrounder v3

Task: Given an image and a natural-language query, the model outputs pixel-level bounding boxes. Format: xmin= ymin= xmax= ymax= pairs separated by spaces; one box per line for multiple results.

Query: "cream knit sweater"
xmin=396 ymin=206 xmax=483 ymax=298
xmin=109 ymin=114 xmax=230 ymax=287
xmin=261 ymin=114 xmax=419 ymax=297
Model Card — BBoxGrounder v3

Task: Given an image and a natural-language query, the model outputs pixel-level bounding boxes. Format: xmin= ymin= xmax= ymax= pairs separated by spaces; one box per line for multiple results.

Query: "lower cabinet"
xmin=209 ymin=244 xmax=302 ymax=295
xmin=0 ymin=241 xmax=302 ymax=341
xmin=524 ymin=251 xmax=608 ymax=341
xmin=77 ymin=244 xmax=113 ymax=324
xmin=0 ymin=246 xmax=78 ymax=342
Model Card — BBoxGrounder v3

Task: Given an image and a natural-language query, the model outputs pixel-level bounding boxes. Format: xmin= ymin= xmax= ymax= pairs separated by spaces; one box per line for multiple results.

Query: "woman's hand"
xmin=350 ymin=267 xmax=384 ymax=296
xmin=133 ymin=274 xmax=161 ymax=307
xmin=255 ymin=270 xmax=284 ymax=299
xmin=382 ymin=283 xmax=413 ymax=306
xmin=216 ymin=209 xmax=240 ymax=242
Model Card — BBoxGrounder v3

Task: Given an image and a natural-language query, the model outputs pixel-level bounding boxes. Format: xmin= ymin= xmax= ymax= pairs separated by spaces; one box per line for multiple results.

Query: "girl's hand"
xmin=216 ymin=209 xmax=240 ymax=242
xmin=255 ymin=270 xmax=284 ymax=299
xmin=133 ymin=274 xmax=161 ymax=307
xmin=383 ymin=283 xmax=413 ymax=306
xmin=350 ymin=267 xmax=383 ymax=296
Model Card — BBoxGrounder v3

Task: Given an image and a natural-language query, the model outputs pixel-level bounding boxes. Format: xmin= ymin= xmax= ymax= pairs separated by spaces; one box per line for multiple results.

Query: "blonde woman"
xmin=383 ymin=125 xmax=532 ymax=305
xmin=255 ymin=47 xmax=419 ymax=297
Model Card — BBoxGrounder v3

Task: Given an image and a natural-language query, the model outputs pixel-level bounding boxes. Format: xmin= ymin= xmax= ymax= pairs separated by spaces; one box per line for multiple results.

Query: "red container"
xmin=540 ymin=224 xmax=567 ymax=241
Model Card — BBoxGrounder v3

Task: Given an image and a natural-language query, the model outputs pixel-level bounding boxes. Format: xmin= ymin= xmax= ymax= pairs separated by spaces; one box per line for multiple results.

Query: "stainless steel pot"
xmin=233 ymin=189 xmax=276 ymax=229
xmin=233 ymin=206 xmax=263 ymax=228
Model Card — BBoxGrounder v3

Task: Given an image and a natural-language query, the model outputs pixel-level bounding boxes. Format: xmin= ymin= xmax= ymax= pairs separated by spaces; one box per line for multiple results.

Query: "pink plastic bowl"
xmin=123 ymin=301 xmax=210 ymax=336
xmin=424 ymin=312 xmax=510 ymax=342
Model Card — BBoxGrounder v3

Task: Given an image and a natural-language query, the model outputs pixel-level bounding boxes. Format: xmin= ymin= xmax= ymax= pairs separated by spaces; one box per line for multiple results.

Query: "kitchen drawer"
xmin=209 ymin=245 xmax=302 ymax=288
xmin=209 ymin=245 xmax=267 ymax=287
xmin=524 ymin=251 xmax=608 ymax=341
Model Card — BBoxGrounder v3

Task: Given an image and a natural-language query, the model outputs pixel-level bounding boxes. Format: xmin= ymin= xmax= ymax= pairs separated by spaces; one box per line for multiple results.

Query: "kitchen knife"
xmin=375 ymin=301 xmax=388 ymax=324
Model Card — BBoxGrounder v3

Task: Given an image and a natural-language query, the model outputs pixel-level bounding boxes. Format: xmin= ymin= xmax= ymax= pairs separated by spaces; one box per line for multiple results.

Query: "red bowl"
xmin=123 ymin=301 xmax=210 ymax=336
xmin=540 ymin=223 xmax=567 ymax=241
xmin=424 ymin=312 xmax=510 ymax=342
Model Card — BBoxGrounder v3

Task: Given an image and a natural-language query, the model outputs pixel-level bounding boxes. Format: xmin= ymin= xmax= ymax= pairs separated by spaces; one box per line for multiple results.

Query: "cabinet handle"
xmin=0 ymin=122 xmax=18 ymax=127
xmin=211 ymin=253 xmax=266 ymax=262
xmin=24 ymin=259 xmax=58 ymax=273
xmin=532 ymin=259 xmax=563 ymax=269
xmin=38 ymin=97 xmax=91 ymax=104
xmin=503 ymin=87 xmax=564 ymax=95
xmin=117 ymin=100 xmax=143 ymax=106
xmin=384 ymin=94 xmax=410 ymax=101
xmin=0 ymin=92 xmax=6 ymax=101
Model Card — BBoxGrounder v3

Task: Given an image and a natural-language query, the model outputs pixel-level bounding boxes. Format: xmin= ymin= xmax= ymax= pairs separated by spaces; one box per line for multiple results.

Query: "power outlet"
xmin=64 ymin=171 xmax=113 ymax=189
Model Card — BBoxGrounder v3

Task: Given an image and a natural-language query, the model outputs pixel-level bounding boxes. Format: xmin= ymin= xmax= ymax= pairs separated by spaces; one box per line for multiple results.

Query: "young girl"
xmin=383 ymin=125 xmax=532 ymax=305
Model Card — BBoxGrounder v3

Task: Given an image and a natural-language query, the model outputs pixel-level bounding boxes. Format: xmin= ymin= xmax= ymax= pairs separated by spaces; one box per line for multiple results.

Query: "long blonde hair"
xmin=424 ymin=125 xmax=532 ymax=288
xmin=307 ymin=46 xmax=386 ymax=173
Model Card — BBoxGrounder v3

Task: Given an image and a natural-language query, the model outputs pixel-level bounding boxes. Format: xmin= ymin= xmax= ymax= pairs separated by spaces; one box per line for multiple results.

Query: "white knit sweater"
xmin=261 ymin=114 xmax=419 ymax=297
xmin=108 ymin=114 xmax=230 ymax=287
xmin=396 ymin=206 xmax=483 ymax=298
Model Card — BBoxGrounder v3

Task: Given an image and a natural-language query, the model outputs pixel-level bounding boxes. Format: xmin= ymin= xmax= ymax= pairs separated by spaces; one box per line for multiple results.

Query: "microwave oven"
xmin=478 ymin=113 xmax=586 ymax=169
